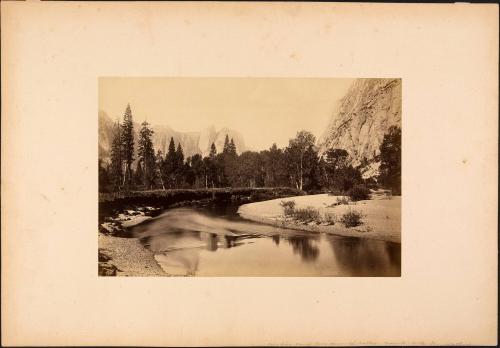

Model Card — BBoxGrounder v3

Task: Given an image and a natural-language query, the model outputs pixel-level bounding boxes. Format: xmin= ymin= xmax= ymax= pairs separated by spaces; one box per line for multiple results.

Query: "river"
xmin=129 ymin=204 xmax=401 ymax=276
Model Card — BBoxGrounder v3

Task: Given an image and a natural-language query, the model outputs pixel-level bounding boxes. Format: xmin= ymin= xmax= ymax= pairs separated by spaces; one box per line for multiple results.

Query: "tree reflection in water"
xmin=327 ymin=236 xmax=400 ymax=276
xmin=206 ymin=233 xmax=218 ymax=251
xmin=271 ymin=235 xmax=280 ymax=246
xmin=286 ymin=236 xmax=320 ymax=262
xmin=133 ymin=207 xmax=400 ymax=276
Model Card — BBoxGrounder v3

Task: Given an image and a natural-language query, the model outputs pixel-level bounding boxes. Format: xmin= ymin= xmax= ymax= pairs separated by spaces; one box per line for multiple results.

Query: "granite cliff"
xmin=98 ymin=111 xmax=247 ymax=164
xmin=317 ymin=78 xmax=402 ymax=178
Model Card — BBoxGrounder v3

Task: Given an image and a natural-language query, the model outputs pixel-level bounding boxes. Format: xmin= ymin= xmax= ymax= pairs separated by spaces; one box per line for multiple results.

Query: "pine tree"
xmin=229 ymin=138 xmax=237 ymax=156
xmin=175 ymin=143 xmax=185 ymax=187
xmin=223 ymin=134 xmax=231 ymax=154
xmin=121 ymin=104 xmax=135 ymax=188
xmin=263 ymin=143 xmax=286 ymax=187
xmin=110 ymin=120 xmax=123 ymax=191
xmin=163 ymin=137 xmax=177 ymax=188
xmin=207 ymin=143 xmax=218 ymax=188
xmin=138 ymin=121 xmax=156 ymax=189
xmin=209 ymin=142 xmax=217 ymax=158
xmin=222 ymin=137 xmax=238 ymax=187
xmin=175 ymin=143 xmax=184 ymax=167
xmin=190 ymin=154 xmax=204 ymax=188
xmin=378 ymin=126 xmax=401 ymax=194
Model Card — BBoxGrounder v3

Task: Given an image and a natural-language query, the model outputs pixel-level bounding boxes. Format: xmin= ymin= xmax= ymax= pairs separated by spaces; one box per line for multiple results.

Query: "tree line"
xmin=99 ymin=104 xmax=401 ymax=194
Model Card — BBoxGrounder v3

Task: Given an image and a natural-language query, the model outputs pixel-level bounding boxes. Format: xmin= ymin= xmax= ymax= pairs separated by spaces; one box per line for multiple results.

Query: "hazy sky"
xmin=99 ymin=77 xmax=354 ymax=150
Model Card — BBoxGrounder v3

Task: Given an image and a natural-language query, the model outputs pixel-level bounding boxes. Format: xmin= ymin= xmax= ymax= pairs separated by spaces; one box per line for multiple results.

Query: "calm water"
xmin=130 ymin=205 xmax=401 ymax=276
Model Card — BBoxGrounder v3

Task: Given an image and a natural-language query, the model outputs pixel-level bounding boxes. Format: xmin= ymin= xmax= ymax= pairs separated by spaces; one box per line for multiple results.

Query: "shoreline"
xmin=99 ymin=233 xmax=167 ymax=276
xmin=98 ymin=207 xmax=168 ymax=276
xmin=98 ymin=191 xmax=401 ymax=276
xmin=97 ymin=189 xmax=306 ymax=276
xmin=238 ymin=193 xmax=401 ymax=244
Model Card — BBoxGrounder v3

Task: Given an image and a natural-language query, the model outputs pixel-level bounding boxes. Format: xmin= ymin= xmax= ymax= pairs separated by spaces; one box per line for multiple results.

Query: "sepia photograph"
xmin=3 ymin=1 xmax=497 ymax=345
xmin=98 ymin=77 xmax=402 ymax=277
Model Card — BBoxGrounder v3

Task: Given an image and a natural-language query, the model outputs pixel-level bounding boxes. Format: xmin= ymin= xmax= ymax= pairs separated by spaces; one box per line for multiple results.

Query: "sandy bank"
xmin=98 ymin=233 xmax=167 ymax=276
xmin=98 ymin=207 xmax=167 ymax=276
xmin=238 ymin=193 xmax=401 ymax=243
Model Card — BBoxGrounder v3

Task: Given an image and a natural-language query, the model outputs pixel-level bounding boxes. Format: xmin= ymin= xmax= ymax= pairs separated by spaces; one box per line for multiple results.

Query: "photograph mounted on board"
xmin=98 ymin=77 xmax=401 ymax=277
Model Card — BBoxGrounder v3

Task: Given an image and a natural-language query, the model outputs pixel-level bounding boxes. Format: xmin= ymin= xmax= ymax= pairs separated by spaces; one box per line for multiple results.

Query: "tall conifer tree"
xmin=138 ymin=121 xmax=156 ymax=189
xmin=121 ymin=104 xmax=135 ymax=187
xmin=175 ymin=143 xmax=185 ymax=187
xmin=163 ymin=137 xmax=177 ymax=188
xmin=222 ymin=134 xmax=231 ymax=154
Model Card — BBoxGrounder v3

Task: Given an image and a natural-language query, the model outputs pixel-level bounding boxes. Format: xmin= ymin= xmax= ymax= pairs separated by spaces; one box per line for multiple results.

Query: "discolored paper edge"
xmin=1 ymin=2 xmax=498 ymax=346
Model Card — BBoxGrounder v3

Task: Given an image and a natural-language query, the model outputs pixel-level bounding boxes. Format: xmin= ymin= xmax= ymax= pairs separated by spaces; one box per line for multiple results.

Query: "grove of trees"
xmin=99 ymin=104 xmax=402 ymax=195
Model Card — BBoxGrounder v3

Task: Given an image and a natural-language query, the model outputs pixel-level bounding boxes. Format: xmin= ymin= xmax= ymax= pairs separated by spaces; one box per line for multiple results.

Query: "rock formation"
xmin=317 ymin=78 xmax=401 ymax=177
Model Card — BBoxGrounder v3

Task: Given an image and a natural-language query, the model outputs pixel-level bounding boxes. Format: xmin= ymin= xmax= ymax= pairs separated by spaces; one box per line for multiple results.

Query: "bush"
xmin=340 ymin=209 xmax=363 ymax=227
xmin=336 ymin=196 xmax=350 ymax=205
xmin=323 ymin=211 xmax=337 ymax=225
xmin=293 ymin=206 xmax=321 ymax=223
xmin=347 ymin=185 xmax=370 ymax=201
xmin=280 ymin=200 xmax=296 ymax=216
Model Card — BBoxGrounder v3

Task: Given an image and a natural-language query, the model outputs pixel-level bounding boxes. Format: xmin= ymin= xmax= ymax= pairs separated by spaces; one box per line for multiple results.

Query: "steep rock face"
xmin=98 ymin=110 xmax=114 ymax=163
xmin=98 ymin=112 xmax=247 ymax=164
xmin=198 ymin=126 xmax=247 ymax=157
xmin=208 ymin=127 xmax=247 ymax=157
xmin=198 ymin=126 xmax=217 ymax=156
xmin=317 ymin=78 xmax=401 ymax=177
xmin=150 ymin=128 xmax=204 ymax=159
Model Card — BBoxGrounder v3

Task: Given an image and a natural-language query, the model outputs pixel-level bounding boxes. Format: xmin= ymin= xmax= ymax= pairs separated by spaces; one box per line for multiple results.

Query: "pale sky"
xmin=99 ymin=77 xmax=354 ymax=150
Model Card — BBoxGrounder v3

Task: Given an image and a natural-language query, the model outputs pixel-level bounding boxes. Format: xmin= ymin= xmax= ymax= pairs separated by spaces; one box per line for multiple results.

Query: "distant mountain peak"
xmin=98 ymin=112 xmax=247 ymax=164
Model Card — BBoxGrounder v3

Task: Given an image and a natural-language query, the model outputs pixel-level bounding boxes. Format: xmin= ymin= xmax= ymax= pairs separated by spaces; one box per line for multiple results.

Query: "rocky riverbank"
xmin=98 ymin=206 xmax=167 ymax=276
xmin=98 ymin=233 xmax=166 ymax=276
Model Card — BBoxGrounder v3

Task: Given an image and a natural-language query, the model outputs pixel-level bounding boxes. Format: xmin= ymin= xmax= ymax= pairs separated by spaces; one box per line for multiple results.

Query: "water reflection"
xmin=286 ymin=236 xmax=320 ymax=262
xmin=207 ymin=233 xmax=218 ymax=251
xmin=271 ymin=235 xmax=280 ymax=246
xmin=130 ymin=206 xmax=401 ymax=276
xmin=327 ymin=236 xmax=401 ymax=276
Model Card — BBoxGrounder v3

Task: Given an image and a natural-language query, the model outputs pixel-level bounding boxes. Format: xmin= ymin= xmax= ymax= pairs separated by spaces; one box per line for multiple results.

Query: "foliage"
xmin=285 ymin=130 xmax=317 ymax=191
xmin=292 ymin=207 xmax=321 ymax=223
xmin=336 ymin=196 xmax=350 ymax=205
xmin=134 ymin=162 xmax=144 ymax=187
xmin=121 ymin=104 xmax=135 ymax=186
xmin=99 ymin=187 xmax=303 ymax=211
xmin=347 ymin=185 xmax=370 ymax=201
xmin=100 ymin=106 xmax=381 ymax=196
xmin=137 ymin=121 xmax=156 ymax=189
xmin=322 ymin=211 xmax=337 ymax=225
xmin=320 ymin=148 xmax=364 ymax=193
xmin=280 ymin=200 xmax=296 ymax=216
xmin=340 ymin=209 xmax=364 ymax=227
xmin=378 ymin=126 xmax=401 ymax=195
xmin=279 ymin=201 xmax=325 ymax=224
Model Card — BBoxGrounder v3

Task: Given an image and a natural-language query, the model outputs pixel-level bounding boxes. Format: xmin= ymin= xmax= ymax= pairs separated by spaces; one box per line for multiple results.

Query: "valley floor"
xmin=237 ymin=193 xmax=401 ymax=243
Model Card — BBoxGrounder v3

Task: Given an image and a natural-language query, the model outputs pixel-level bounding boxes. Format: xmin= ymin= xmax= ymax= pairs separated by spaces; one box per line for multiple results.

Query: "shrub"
xmin=347 ymin=185 xmax=370 ymax=201
xmin=293 ymin=206 xmax=321 ymax=223
xmin=336 ymin=196 xmax=350 ymax=205
xmin=280 ymin=200 xmax=296 ymax=216
xmin=323 ymin=211 xmax=337 ymax=225
xmin=340 ymin=209 xmax=363 ymax=227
